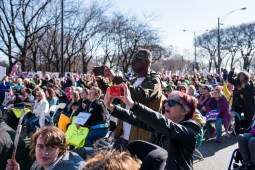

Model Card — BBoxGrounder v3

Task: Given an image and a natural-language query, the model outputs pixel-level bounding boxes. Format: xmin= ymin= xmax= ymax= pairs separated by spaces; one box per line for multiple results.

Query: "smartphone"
xmin=109 ymin=86 xmax=123 ymax=96
xmin=93 ymin=66 xmax=105 ymax=76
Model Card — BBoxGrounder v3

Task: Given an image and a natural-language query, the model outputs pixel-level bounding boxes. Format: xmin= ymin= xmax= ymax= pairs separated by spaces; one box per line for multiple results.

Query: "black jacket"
xmin=111 ymin=103 xmax=200 ymax=170
xmin=228 ymin=71 xmax=255 ymax=120
xmin=0 ymin=120 xmax=29 ymax=170
xmin=77 ymin=98 xmax=91 ymax=113
xmin=86 ymin=99 xmax=108 ymax=126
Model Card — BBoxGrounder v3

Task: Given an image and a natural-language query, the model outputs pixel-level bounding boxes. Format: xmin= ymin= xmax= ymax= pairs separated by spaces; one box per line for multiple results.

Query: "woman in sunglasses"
xmin=104 ymin=83 xmax=200 ymax=170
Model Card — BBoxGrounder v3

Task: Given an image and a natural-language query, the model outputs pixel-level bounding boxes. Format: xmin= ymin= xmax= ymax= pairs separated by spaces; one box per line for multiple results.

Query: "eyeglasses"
xmin=181 ymin=88 xmax=186 ymax=91
xmin=165 ymin=100 xmax=182 ymax=107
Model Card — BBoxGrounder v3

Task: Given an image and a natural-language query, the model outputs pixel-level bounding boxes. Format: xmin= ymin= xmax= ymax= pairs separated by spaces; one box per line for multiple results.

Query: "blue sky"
xmin=112 ymin=0 xmax=255 ymax=52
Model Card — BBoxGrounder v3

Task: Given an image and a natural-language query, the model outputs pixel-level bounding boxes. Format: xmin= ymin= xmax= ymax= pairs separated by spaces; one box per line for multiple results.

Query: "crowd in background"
xmin=1 ymin=49 xmax=255 ymax=170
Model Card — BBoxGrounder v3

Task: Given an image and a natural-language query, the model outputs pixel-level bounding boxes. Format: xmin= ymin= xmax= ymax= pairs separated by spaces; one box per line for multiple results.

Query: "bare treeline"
xmin=0 ymin=0 xmax=172 ymax=74
xmin=1 ymin=0 xmax=254 ymax=74
xmin=196 ymin=23 xmax=255 ymax=73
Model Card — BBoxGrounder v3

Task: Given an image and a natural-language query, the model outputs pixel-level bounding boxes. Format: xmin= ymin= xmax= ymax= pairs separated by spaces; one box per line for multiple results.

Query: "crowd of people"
xmin=0 ymin=48 xmax=255 ymax=170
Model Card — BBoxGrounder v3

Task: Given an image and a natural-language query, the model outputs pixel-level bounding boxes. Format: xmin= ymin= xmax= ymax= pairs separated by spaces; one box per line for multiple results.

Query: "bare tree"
xmin=0 ymin=0 xmax=52 ymax=72
xmin=236 ymin=23 xmax=255 ymax=71
xmin=100 ymin=13 xmax=161 ymax=73
xmin=196 ymin=30 xmax=217 ymax=72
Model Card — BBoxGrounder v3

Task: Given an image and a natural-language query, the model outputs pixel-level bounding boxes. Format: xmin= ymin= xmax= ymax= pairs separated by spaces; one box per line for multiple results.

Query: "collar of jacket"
xmin=131 ymin=70 xmax=159 ymax=82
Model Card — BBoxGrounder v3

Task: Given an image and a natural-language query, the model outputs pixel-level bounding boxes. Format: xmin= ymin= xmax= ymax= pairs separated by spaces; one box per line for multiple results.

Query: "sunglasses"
xmin=131 ymin=57 xmax=149 ymax=63
xmin=165 ymin=100 xmax=182 ymax=107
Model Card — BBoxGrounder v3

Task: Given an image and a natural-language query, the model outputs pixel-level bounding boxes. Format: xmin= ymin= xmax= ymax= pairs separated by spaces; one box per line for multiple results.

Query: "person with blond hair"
xmin=187 ymin=85 xmax=199 ymax=98
xmin=25 ymin=90 xmax=50 ymax=137
xmin=84 ymin=149 xmax=141 ymax=170
xmin=12 ymin=78 xmax=23 ymax=90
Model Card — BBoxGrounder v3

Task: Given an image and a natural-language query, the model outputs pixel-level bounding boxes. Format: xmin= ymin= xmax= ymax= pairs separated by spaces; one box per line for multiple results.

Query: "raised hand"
xmin=115 ymin=83 xmax=134 ymax=109
xmin=103 ymin=87 xmax=116 ymax=112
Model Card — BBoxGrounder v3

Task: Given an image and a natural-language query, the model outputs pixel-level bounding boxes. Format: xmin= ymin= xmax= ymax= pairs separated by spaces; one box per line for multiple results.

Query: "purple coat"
xmin=205 ymin=96 xmax=231 ymax=130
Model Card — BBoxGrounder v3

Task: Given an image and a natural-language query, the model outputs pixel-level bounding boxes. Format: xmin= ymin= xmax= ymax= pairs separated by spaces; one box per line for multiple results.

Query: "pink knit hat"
xmin=214 ymin=85 xmax=223 ymax=93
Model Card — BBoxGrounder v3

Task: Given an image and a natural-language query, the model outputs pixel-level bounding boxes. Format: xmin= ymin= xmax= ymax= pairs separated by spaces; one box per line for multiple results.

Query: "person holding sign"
xmin=75 ymin=86 xmax=108 ymax=147
xmin=25 ymin=91 xmax=50 ymax=137
xmin=204 ymin=86 xmax=230 ymax=143
xmin=6 ymin=126 xmax=84 ymax=170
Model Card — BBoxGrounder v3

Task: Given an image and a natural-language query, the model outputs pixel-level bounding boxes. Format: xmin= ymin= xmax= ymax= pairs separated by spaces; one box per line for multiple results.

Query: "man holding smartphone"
xmin=96 ymin=49 xmax=163 ymax=149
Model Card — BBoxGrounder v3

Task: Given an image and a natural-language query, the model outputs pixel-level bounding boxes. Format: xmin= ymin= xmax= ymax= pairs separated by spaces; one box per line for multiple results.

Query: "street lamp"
xmin=183 ymin=30 xmax=198 ymax=64
xmin=183 ymin=29 xmax=208 ymax=70
xmin=217 ymin=7 xmax=246 ymax=73
xmin=61 ymin=0 xmax=64 ymax=78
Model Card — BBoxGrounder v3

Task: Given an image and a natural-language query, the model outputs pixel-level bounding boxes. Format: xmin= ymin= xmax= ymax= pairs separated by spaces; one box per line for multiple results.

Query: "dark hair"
xmin=25 ymin=88 xmax=32 ymax=95
xmin=46 ymin=88 xmax=56 ymax=101
xmin=135 ymin=49 xmax=152 ymax=62
xmin=2 ymin=76 xmax=9 ymax=82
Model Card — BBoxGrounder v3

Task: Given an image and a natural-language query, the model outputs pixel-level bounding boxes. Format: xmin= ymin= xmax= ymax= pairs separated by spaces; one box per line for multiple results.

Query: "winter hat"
xmin=214 ymin=85 xmax=223 ymax=93
xmin=165 ymin=85 xmax=174 ymax=91
xmin=203 ymin=85 xmax=213 ymax=92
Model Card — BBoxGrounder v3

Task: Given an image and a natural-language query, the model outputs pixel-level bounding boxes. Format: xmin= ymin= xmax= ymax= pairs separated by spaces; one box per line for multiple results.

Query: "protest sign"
xmin=65 ymin=124 xmax=89 ymax=147
xmin=0 ymin=66 xmax=6 ymax=80
xmin=73 ymin=112 xmax=91 ymax=125
xmin=21 ymin=72 xmax=27 ymax=78
xmin=206 ymin=110 xmax=220 ymax=122
xmin=58 ymin=114 xmax=72 ymax=132
xmin=27 ymin=71 xmax=36 ymax=78
xmin=12 ymin=108 xmax=31 ymax=118
xmin=36 ymin=71 xmax=43 ymax=78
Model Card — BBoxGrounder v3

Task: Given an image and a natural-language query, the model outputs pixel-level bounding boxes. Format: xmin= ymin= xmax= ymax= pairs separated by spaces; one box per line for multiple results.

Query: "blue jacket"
xmin=0 ymin=82 xmax=12 ymax=99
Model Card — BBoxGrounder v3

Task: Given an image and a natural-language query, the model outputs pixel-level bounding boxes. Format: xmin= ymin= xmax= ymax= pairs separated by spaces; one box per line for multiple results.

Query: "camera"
xmin=93 ymin=66 xmax=105 ymax=76
xmin=109 ymin=86 xmax=123 ymax=96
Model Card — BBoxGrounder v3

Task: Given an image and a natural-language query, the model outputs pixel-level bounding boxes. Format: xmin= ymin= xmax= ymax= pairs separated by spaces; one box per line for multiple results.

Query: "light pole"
xmin=183 ymin=30 xmax=197 ymax=64
xmin=217 ymin=7 xmax=246 ymax=73
xmin=61 ymin=0 xmax=64 ymax=78
xmin=183 ymin=29 xmax=207 ymax=71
